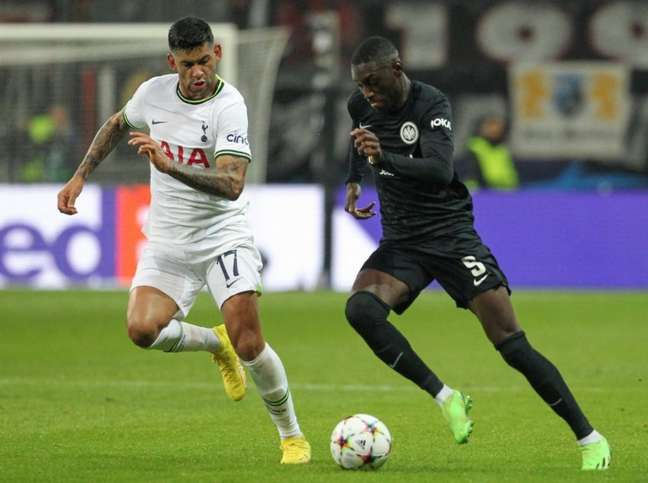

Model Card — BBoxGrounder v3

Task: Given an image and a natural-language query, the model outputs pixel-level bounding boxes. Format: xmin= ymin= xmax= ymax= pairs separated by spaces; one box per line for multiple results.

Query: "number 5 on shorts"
xmin=462 ymin=255 xmax=489 ymax=287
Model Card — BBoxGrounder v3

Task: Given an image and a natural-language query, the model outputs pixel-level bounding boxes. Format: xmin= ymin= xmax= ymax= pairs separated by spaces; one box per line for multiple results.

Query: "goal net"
xmin=0 ymin=23 xmax=288 ymax=184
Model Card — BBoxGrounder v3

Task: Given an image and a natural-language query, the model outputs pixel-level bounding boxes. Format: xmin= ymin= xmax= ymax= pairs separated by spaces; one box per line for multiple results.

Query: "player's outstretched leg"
xmin=138 ymin=308 xmax=246 ymax=401
xmin=242 ymin=343 xmax=311 ymax=464
xmin=496 ymin=331 xmax=610 ymax=470
xmin=212 ymin=324 xmax=247 ymax=401
xmin=345 ymin=292 xmax=444 ymax=394
xmin=437 ymin=387 xmax=474 ymax=444
xmin=346 ymin=291 xmax=473 ymax=444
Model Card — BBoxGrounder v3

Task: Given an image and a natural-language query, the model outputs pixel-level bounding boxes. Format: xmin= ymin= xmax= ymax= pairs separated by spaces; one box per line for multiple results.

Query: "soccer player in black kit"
xmin=343 ymin=36 xmax=610 ymax=471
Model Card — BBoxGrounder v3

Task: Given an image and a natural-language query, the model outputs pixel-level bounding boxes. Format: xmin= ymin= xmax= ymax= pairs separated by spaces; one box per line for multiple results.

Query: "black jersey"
xmin=346 ymin=80 xmax=475 ymax=243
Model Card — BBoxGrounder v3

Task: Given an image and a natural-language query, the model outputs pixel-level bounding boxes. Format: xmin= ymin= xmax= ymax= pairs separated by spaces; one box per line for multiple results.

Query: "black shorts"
xmin=361 ymin=230 xmax=510 ymax=313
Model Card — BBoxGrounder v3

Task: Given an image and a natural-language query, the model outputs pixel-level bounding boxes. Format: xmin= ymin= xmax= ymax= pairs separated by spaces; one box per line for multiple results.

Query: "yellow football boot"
xmin=280 ymin=435 xmax=311 ymax=464
xmin=212 ymin=324 xmax=246 ymax=401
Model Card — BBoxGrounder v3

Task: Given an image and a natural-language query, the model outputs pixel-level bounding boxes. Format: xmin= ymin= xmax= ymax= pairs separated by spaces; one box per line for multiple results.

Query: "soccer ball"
xmin=330 ymin=413 xmax=392 ymax=470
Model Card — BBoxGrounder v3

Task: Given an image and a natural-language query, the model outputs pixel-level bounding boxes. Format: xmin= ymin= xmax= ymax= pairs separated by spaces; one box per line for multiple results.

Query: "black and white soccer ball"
xmin=330 ymin=413 xmax=392 ymax=470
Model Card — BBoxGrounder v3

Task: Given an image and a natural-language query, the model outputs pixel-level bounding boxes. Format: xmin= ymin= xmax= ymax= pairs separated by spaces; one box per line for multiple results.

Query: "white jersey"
xmin=123 ymin=74 xmax=254 ymax=255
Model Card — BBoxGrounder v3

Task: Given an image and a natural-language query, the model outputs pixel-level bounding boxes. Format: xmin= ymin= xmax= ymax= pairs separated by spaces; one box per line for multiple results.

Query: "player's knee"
xmin=345 ymin=291 xmax=389 ymax=333
xmin=231 ymin=326 xmax=264 ymax=361
xmin=126 ymin=316 xmax=160 ymax=348
xmin=495 ymin=330 xmax=532 ymax=370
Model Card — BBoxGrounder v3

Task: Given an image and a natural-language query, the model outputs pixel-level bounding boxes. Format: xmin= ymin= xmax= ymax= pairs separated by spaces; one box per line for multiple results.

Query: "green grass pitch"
xmin=1 ymin=290 xmax=646 ymax=482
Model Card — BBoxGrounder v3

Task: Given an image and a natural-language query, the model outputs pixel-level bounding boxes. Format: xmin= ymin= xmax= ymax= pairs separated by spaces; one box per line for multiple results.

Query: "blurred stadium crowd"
xmin=2 ymin=0 xmax=648 ymax=190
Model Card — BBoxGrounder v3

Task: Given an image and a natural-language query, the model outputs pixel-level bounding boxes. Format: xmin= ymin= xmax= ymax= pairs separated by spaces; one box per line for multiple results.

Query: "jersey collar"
xmin=176 ymin=75 xmax=224 ymax=104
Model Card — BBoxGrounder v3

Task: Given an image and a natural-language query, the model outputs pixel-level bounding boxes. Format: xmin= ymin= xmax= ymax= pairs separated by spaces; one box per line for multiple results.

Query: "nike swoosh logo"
xmin=473 ymin=274 xmax=489 ymax=286
xmin=151 ymin=120 xmax=167 ymax=125
xmin=225 ymin=278 xmax=240 ymax=288
xmin=359 ymin=122 xmax=372 ymax=129
xmin=389 ymin=352 xmax=403 ymax=368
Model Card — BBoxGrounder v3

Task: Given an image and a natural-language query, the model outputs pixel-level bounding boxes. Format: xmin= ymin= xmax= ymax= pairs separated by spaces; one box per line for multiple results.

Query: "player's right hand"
xmin=57 ymin=175 xmax=84 ymax=215
xmin=128 ymin=132 xmax=172 ymax=173
xmin=345 ymin=182 xmax=376 ymax=220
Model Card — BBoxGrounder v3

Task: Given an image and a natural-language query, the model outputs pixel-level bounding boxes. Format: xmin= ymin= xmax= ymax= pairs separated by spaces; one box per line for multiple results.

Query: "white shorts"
xmin=131 ymin=241 xmax=263 ymax=318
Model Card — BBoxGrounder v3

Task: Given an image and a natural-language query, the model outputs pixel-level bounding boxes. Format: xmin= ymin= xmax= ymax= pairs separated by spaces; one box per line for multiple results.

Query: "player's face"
xmin=168 ymin=42 xmax=222 ymax=100
xmin=351 ymin=61 xmax=402 ymax=111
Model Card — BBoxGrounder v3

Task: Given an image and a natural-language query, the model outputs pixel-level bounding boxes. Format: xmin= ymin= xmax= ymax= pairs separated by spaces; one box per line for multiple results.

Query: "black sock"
xmin=345 ymin=291 xmax=444 ymax=397
xmin=496 ymin=331 xmax=593 ymax=439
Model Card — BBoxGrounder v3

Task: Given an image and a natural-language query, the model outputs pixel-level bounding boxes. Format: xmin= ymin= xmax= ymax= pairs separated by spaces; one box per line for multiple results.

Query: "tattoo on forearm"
xmin=75 ymin=113 xmax=128 ymax=180
xmin=167 ymin=158 xmax=246 ymax=199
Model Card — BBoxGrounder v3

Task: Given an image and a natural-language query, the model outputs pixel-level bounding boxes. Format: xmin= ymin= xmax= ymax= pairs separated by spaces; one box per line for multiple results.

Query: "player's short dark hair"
xmin=351 ymin=36 xmax=399 ymax=66
xmin=168 ymin=16 xmax=213 ymax=51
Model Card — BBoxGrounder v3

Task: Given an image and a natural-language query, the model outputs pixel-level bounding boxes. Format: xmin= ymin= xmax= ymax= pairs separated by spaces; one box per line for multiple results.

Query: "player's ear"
xmin=392 ymin=59 xmax=403 ymax=78
xmin=167 ymin=52 xmax=177 ymax=72
xmin=213 ymin=43 xmax=222 ymax=62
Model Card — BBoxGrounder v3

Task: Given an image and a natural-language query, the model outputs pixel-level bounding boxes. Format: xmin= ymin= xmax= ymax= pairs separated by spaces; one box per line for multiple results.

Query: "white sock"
xmin=148 ymin=320 xmax=219 ymax=352
xmin=434 ymin=384 xmax=454 ymax=406
xmin=242 ymin=343 xmax=301 ymax=439
xmin=577 ymin=429 xmax=602 ymax=446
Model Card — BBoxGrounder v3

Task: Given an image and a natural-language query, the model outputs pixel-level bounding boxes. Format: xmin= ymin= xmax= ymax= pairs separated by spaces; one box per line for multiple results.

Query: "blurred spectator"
xmin=21 ymin=104 xmax=76 ymax=182
xmin=229 ymin=0 xmax=271 ymax=28
xmin=273 ymin=0 xmax=364 ymax=66
xmin=457 ymin=113 xmax=519 ymax=190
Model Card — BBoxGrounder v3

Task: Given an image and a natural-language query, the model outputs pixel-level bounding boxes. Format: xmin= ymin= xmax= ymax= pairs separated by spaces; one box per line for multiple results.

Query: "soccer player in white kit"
xmin=56 ymin=16 xmax=311 ymax=464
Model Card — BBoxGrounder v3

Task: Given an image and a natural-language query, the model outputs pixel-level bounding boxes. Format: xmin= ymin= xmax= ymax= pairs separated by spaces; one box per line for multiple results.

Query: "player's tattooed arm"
xmin=127 ymin=131 xmax=248 ymax=199
xmin=57 ymin=110 xmax=129 ymax=215
xmin=75 ymin=110 xmax=129 ymax=180
xmin=167 ymin=154 xmax=248 ymax=200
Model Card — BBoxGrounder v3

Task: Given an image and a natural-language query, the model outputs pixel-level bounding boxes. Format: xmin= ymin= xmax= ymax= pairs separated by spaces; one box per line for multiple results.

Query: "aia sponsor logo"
xmin=160 ymin=140 xmax=209 ymax=168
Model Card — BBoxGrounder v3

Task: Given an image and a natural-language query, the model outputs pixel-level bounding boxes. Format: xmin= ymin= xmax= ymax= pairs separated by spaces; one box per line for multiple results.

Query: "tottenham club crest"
xmin=201 ymin=121 xmax=208 ymax=143
xmin=400 ymin=121 xmax=419 ymax=145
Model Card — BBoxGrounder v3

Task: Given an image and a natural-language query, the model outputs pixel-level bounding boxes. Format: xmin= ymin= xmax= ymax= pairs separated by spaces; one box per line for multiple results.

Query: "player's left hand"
xmin=128 ymin=132 xmax=172 ymax=173
xmin=350 ymin=128 xmax=382 ymax=166
xmin=345 ymin=182 xmax=376 ymax=219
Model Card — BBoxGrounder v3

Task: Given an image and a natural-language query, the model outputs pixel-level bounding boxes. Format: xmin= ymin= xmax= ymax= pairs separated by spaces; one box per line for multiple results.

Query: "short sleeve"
xmin=122 ymin=82 xmax=148 ymax=130
xmin=214 ymin=101 xmax=252 ymax=161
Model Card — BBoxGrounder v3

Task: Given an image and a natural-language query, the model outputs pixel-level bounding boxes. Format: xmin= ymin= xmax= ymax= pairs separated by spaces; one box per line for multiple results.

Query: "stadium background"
xmin=1 ymin=2 xmax=647 ymax=481
xmin=2 ymin=0 xmax=648 ymax=291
